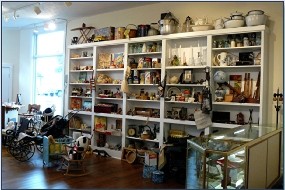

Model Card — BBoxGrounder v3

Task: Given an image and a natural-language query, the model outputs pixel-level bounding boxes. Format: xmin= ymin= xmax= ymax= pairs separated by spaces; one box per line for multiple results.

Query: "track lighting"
xmin=34 ymin=6 xmax=41 ymax=15
xmin=64 ymin=2 xmax=72 ymax=7
xmin=13 ymin=11 xmax=19 ymax=20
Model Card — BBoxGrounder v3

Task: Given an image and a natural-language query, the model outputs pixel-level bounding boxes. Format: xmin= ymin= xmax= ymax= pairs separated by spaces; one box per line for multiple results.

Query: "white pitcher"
xmin=216 ymin=52 xmax=228 ymax=66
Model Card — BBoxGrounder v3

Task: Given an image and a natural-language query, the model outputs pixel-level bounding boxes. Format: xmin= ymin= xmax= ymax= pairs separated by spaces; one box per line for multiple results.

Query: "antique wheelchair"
xmin=6 ymin=111 xmax=77 ymax=162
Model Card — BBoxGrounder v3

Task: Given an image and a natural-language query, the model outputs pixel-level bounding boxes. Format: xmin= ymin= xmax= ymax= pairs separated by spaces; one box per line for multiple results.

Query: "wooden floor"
xmin=1 ymin=146 xmax=185 ymax=189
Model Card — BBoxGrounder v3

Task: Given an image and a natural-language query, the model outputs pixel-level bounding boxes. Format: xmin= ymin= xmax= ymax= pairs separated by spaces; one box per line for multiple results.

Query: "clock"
xmin=128 ymin=128 xmax=136 ymax=137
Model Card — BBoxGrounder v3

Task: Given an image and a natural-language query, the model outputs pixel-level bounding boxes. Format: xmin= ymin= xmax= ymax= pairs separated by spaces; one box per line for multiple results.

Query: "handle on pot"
xmin=126 ymin=24 xmax=137 ymax=30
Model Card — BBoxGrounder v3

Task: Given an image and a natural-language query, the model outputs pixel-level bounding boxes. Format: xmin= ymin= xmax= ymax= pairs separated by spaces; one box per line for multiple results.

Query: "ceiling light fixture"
xmin=44 ymin=20 xmax=56 ymax=31
xmin=13 ymin=11 xmax=19 ymax=20
xmin=34 ymin=6 xmax=41 ymax=15
xmin=64 ymin=2 xmax=72 ymax=7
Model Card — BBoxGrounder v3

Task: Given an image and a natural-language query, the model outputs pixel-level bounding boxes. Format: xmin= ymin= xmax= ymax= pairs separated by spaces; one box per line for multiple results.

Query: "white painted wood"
xmin=67 ymin=25 xmax=269 ymax=157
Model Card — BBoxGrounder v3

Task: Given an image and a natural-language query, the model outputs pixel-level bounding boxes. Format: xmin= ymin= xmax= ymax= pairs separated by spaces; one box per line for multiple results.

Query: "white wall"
xmin=2 ymin=29 xmax=20 ymax=104
xmin=66 ymin=2 xmax=283 ymax=124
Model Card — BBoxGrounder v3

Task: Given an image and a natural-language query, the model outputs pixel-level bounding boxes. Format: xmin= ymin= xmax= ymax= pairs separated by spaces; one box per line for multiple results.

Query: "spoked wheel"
xmin=14 ymin=141 xmax=35 ymax=162
xmin=36 ymin=143 xmax=43 ymax=153
xmin=7 ymin=138 xmax=20 ymax=156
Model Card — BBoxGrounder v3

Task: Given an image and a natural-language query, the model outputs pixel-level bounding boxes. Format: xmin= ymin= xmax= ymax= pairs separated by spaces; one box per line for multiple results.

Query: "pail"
xmin=125 ymin=24 xmax=137 ymax=38
xmin=152 ymin=170 xmax=164 ymax=183
xmin=143 ymin=165 xmax=156 ymax=178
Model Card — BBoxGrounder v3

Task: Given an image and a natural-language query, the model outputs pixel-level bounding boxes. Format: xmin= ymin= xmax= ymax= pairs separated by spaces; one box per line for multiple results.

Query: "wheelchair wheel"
xmin=14 ymin=141 xmax=35 ymax=162
xmin=7 ymin=138 xmax=20 ymax=156
xmin=36 ymin=143 xmax=43 ymax=153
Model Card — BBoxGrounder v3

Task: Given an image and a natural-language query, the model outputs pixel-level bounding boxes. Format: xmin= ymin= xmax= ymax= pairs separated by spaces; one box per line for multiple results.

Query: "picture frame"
xmin=78 ymin=72 xmax=87 ymax=83
xmin=172 ymin=107 xmax=181 ymax=119
xmin=94 ymin=116 xmax=107 ymax=132
xmin=82 ymin=101 xmax=92 ymax=111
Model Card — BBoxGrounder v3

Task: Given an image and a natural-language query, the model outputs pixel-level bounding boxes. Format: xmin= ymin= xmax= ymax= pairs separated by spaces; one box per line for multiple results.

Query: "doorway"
xmin=2 ymin=64 xmax=13 ymax=103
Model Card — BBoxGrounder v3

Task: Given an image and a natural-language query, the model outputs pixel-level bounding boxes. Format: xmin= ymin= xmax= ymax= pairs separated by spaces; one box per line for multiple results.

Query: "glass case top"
xmin=188 ymin=124 xmax=282 ymax=152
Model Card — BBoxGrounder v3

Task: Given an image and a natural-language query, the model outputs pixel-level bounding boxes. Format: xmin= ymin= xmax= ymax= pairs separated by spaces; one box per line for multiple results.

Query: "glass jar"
xmin=129 ymin=44 xmax=134 ymax=54
xmin=157 ymin=43 xmax=162 ymax=52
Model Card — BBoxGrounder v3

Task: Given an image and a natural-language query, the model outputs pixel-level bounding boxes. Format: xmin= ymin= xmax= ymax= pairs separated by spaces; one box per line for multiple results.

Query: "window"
xmin=34 ymin=31 xmax=65 ymax=115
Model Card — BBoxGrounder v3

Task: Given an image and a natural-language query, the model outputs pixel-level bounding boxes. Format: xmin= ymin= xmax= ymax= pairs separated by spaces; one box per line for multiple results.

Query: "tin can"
xmin=115 ymin=27 xmax=126 ymax=39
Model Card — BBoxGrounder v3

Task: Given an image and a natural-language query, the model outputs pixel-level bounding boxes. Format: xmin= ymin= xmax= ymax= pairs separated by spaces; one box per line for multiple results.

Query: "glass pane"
xmin=35 ymin=56 xmax=64 ymax=115
xmin=36 ymin=31 xmax=64 ymax=56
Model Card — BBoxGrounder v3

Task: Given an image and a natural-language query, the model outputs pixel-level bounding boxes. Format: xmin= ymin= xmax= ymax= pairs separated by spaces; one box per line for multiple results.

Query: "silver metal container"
xmin=158 ymin=19 xmax=178 ymax=35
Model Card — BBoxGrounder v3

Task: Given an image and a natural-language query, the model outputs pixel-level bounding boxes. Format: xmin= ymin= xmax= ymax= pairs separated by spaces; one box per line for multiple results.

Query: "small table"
xmin=71 ymin=26 xmax=95 ymax=44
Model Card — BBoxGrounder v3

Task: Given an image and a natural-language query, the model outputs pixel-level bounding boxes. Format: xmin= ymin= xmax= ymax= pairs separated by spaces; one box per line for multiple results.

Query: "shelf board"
xmin=96 ymin=97 xmax=123 ymax=101
xmin=70 ymin=96 xmax=92 ymax=99
xmin=211 ymin=65 xmax=261 ymax=69
xmin=128 ymin=52 xmax=161 ymax=56
xmin=69 ymin=128 xmax=92 ymax=133
xmin=128 ymin=84 xmax=158 ymax=86
xmin=127 ymin=99 xmax=160 ymax=102
xmin=92 ymin=146 xmax=122 ymax=159
xmin=70 ymin=57 xmax=93 ymax=60
xmin=70 ymin=70 xmax=94 ymax=72
xmin=96 ymin=68 xmax=124 ymax=72
xmin=96 ymin=83 xmax=121 ymax=86
xmin=131 ymin=68 xmax=161 ymax=71
xmin=164 ymin=100 xmax=200 ymax=105
xmin=212 ymin=45 xmax=261 ymax=51
xmin=69 ymin=83 xmax=90 ymax=85
xmin=164 ymin=118 xmax=196 ymax=125
xmin=68 ymin=110 xmax=93 ymax=115
xmin=212 ymin=102 xmax=260 ymax=107
xmin=125 ymin=115 xmax=160 ymax=122
xmin=165 ymin=66 xmax=206 ymax=69
xmin=166 ymin=84 xmax=206 ymax=87
xmin=126 ymin=136 xmax=159 ymax=143
xmin=94 ymin=112 xmax=123 ymax=118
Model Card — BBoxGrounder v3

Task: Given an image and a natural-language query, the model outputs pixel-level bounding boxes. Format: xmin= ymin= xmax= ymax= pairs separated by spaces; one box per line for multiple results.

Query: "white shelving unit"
xmin=66 ymin=25 xmax=268 ymax=159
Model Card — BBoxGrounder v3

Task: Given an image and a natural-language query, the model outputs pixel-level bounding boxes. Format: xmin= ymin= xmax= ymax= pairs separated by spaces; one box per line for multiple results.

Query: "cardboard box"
xmin=94 ymin=27 xmax=115 ymax=41
xmin=145 ymin=151 xmax=157 ymax=166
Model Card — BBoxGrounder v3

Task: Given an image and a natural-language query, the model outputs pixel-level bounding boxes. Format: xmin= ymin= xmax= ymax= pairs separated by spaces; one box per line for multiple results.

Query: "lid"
xmin=248 ymin=10 xmax=264 ymax=15
xmin=231 ymin=11 xmax=243 ymax=16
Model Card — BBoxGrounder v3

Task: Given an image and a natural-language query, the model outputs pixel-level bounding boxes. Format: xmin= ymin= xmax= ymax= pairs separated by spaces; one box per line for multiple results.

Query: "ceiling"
xmin=1 ymin=1 xmax=156 ymax=29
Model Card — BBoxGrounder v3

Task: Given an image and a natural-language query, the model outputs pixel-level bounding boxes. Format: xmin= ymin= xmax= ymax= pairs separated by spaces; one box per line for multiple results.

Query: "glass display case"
xmin=186 ymin=124 xmax=282 ymax=189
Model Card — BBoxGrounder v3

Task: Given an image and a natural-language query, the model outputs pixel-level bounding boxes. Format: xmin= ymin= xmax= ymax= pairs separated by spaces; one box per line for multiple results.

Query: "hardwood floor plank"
xmin=1 ymin=146 xmax=185 ymax=189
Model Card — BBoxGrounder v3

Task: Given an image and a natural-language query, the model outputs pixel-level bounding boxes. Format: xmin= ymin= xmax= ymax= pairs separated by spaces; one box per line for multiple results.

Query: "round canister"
xmin=152 ymin=170 xmax=164 ymax=183
xmin=115 ymin=27 xmax=126 ymax=39
xmin=142 ymin=165 xmax=156 ymax=178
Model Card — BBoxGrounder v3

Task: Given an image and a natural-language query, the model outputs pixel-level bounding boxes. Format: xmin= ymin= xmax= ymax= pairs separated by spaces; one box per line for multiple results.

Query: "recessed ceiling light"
xmin=2 ymin=5 xmax=9 ymax=12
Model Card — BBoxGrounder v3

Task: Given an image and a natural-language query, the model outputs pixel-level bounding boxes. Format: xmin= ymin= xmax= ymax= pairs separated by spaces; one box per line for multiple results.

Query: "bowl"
xmin=191 ymin=24 xmax=214 ymax=31
xmin=224 ymin=19 xmax=245 ymax=28
xmin=248 ymin=10 xmax=264 ymax=15
xmin=245 ymin=14 xmax=267 ymax=26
